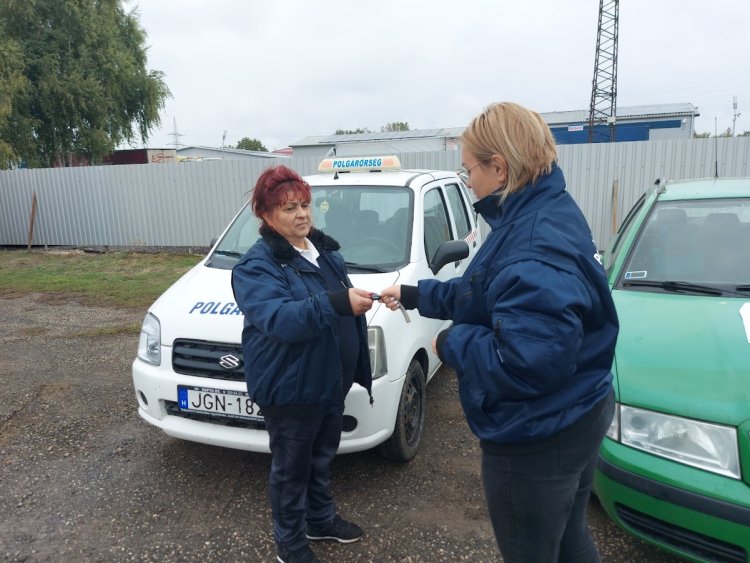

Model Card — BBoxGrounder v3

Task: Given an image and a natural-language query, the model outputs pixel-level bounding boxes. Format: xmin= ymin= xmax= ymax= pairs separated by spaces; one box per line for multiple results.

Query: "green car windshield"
xmin=207 ymin=186 xmax=413 ymax=272
xmin=622 ymin=198 xmax=750 ymax=287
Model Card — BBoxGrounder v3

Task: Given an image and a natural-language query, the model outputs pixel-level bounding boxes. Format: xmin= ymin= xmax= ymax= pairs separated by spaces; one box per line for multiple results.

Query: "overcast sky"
xmin=132 ymin=0 xmax=750 ymax=151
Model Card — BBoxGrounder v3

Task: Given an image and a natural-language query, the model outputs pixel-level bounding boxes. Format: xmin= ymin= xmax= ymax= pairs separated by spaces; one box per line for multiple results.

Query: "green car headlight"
xmin=367 ymin=326 xmax=387 ymax=379
xmin=618 ymin=404 xmax=740 ymax=479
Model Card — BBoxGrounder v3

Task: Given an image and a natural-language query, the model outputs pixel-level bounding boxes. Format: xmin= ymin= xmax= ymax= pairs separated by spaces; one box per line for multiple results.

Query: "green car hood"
xmin=613 ymin=289 xmax=750 ymax=426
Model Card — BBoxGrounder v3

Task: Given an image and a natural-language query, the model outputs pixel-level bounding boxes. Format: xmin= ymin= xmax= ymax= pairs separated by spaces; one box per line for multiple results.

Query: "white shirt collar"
xmin=294 ymin=238 xmax=320 ymax=266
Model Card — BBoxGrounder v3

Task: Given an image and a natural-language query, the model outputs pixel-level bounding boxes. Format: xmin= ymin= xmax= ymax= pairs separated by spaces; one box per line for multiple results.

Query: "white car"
xmin=132 ymin=156 xmax=483 ymax=461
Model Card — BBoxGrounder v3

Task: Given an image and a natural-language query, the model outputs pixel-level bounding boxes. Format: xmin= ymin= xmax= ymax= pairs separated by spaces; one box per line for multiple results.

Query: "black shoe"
xmin=276 ymin=544 xmax=320 ymax=563
xmin=306 ymin=515 xmax=363 ymax=544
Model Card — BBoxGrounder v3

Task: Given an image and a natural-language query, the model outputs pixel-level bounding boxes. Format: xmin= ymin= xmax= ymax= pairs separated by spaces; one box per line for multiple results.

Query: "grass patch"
xmin=0 ymin=250 xmax=203 ymax=309
xmin=74 ymin=322 xmax=143 ymax=337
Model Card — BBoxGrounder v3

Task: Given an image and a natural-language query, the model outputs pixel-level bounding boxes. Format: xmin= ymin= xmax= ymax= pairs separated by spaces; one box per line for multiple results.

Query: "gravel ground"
xmin=0 ymin=294 xmax=684 ymax=562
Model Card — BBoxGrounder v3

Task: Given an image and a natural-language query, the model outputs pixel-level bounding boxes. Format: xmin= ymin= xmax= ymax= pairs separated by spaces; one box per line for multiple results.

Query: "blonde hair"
xmin=461 ymin=102 xmax=558 ymax=201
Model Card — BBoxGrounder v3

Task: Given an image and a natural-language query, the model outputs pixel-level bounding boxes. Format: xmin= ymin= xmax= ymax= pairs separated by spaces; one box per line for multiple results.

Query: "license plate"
xmin=177 ymin=385 xmax=263 ymax=421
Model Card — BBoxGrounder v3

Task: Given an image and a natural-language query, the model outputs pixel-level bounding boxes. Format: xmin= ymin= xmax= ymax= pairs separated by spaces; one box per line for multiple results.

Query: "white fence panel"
xmin=1 ymin=137 xmax=748 ymax=251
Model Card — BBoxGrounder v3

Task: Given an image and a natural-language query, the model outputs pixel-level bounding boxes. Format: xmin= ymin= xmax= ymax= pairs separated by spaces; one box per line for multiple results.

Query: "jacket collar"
xmin=473 ymin=163 xmax=565 ymax=229
xmin=260 ymin=225 xmax=340 ymax=264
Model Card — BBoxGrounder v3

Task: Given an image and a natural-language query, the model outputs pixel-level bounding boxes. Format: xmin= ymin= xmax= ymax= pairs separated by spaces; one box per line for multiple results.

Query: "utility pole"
xmin=732 ymin=96 xmax=741 ymax=137
xmin=169 ymin=118 xmax=184 ymax=149
xmin=587 ymin=0 xmax=619 ymax=143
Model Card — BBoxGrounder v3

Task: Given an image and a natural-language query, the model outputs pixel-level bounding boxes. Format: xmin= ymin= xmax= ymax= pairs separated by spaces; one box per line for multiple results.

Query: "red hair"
xmin=251 ymin=165 xmax=311 ymax=225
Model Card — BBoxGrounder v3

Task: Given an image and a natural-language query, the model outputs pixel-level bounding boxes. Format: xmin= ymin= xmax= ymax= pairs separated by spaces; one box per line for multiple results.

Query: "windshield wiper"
xmin=212 ymin=249 xmax=244 ymax=258
xmin=345 ymin=261 xmax=389 ymax=273
xmin=622 ymin=280 xmax=723 ymax=296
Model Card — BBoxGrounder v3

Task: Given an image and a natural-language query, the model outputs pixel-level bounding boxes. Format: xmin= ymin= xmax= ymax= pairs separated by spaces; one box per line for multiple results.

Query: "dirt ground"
xmin=0 ymin=294 xmax=683 ymax=562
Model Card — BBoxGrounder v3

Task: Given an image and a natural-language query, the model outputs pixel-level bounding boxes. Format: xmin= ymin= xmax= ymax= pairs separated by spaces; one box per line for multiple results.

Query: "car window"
xmin=605 ymin=193 xmax=646 ymax=275
xmin=444 ymin=182 xmax=471 ymax=238
xmin=423 ymin=188 xmax=452 ymax=262
xmin=312 ymin=186 xmax=412 ymax=270
xmin=621 ymin=198 xmax=750 ymax=286
xmin=205 ymin=205 xmax=261 ymax=268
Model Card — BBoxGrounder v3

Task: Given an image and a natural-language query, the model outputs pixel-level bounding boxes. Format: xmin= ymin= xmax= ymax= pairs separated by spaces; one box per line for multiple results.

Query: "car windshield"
xmin=206 ymin=186 xmax=412 ymax=271
xmin=620 ymin=198 xmax=750 ymax=289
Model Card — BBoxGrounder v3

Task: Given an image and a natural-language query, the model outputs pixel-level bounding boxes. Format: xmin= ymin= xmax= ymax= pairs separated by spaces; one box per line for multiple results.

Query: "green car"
xmin=594 ymin=177 xmax=750 ymax=562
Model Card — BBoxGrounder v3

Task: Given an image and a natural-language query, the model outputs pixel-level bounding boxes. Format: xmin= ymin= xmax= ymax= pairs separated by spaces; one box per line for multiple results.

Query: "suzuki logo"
xmin=219 ymin=354 xmax=241 ymax=370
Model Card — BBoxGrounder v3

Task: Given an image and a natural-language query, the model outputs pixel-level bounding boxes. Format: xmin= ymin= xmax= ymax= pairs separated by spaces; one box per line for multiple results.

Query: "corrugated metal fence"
xmin=1 ymin=137 xmax=748 ymax=252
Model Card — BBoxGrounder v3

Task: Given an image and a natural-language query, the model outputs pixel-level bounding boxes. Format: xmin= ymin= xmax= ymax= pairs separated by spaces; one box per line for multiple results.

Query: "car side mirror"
xmin=430 ymin=240 xmax=469 ymax=275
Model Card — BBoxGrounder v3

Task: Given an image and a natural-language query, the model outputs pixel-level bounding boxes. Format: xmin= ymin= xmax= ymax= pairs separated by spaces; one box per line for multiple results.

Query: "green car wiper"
xmin=623 ymin=279 xmax=723 ymax=296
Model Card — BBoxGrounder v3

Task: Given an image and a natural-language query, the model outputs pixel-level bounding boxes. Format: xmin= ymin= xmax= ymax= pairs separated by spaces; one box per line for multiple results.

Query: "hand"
xmin=379 ymin=285 xmax=402 ymax=311
xmin=349 ymin=288 xmax=374 ymax=316
xmin=431 ymin=337 xmax=438 ymax=355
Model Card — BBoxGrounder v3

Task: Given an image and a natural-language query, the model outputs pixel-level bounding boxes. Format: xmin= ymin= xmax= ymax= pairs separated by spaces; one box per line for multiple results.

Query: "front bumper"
xmin=132 ymin=353 xmax=403 ymax=454
xmin=594 ymin=440 xmax=750 ymax=563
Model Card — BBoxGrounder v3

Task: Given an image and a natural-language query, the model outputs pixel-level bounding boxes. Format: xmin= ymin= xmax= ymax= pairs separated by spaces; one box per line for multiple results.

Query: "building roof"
xmin=292 ymin=127 xmax=465 ymax=147
xmin=542 ymin=103 xmax=699 ymax=125
xmin=176 ymin=145 xmax=280 ymax=158
xmin=290 ymin=103 xmax=699 ymax=147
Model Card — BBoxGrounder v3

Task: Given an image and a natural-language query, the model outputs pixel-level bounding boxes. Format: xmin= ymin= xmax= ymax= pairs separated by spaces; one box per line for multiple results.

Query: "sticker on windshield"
xmin=624 ymin=271 xmax=647 ymax=279
xmin=741 ymin=303 xmax=750 ymax=344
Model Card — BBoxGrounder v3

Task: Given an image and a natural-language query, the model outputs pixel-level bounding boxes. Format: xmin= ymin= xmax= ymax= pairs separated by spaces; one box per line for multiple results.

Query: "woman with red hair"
xmin=232 ymin=165 xmax=375 ymax=563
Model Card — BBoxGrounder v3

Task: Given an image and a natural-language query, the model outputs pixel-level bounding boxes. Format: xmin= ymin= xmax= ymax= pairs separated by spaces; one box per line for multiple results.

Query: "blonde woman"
xmin=381 ymin=102 xmax=618 ymax=562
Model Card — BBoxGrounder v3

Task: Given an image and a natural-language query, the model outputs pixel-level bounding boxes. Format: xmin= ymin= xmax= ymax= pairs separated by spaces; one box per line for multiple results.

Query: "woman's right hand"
xmin=349 ymin=288 xmax=375 ymax=316
xmin=379 ymin=285 xmax=402 ymax=311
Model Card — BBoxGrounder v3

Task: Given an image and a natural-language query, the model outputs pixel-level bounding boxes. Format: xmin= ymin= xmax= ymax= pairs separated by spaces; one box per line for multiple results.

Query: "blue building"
xmin=544 ymin=103 xmax=699 ymax=144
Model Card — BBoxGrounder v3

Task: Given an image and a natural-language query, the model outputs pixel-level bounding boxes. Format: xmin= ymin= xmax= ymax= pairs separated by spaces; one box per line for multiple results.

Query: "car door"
xmin=443 ymin=178 xmax=481 ymax=266
xmin=422 ymin=183 xmax=467 ymax=283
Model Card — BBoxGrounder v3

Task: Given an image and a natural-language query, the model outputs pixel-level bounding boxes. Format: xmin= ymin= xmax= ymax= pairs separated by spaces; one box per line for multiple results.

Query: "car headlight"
xmin=606 ymin=402 xmax=620 ymax=441
xmin=137 ymin=312 xmax=161 ymax=366
xmin=614 ymin=404 xmax=740 ymax=479
xmin=367 ymin=327 xmax=387 ymax=379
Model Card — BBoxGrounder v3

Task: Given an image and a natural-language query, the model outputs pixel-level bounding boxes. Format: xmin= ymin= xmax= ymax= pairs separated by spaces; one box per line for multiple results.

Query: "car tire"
xmin=376 ymin=359 xmax=426 ymax=462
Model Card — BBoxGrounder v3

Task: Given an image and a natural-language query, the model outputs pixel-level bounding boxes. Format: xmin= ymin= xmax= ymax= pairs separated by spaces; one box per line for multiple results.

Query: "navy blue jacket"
xmin=408 ymin=164 xmax=618 ymax=444
xmin=231 ymin=227 xmax=372 ymax=416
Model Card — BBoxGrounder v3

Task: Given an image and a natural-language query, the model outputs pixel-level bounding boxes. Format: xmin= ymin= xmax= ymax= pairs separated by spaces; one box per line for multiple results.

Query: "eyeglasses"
xmin=457 ymin=159 xmax=488 ymax=181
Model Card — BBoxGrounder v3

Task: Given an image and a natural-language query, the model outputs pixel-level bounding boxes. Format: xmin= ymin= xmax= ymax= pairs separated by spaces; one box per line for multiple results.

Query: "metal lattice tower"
xmin=169 ymin=117 xmax=184 ymax=149
xmin=588 ymin=0 xmax=619 ymax=143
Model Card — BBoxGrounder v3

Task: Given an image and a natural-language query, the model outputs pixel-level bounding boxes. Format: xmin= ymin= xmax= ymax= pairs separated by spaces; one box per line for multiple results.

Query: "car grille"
xmin=165 ymin=401 xmax=266 ymax=430
xmin=616 ymin=504 xmax=746 ymax=563
xmin=172 ymin=339 xmax=244 ymax=381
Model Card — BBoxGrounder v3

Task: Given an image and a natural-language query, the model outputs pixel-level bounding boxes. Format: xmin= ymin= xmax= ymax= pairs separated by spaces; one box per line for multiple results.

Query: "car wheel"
xmin=377 ymin=359 xmax=426 ymax=462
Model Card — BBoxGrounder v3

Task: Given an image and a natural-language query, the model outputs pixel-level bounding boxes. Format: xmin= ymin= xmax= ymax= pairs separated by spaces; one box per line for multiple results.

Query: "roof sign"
xmin=317 ymin=155 xmax=401 ymax=173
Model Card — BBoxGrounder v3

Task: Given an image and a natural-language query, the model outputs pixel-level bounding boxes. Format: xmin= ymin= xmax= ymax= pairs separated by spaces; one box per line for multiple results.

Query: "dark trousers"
xmin=265 ymin=406 xmax=343 ymax=551
xmin=481 ymin=390 xmax=615 ymax=563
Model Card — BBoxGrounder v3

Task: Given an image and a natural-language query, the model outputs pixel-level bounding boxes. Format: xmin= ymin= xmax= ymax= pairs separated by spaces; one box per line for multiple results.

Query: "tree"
xmin=739 ymin=130 xmax=750 ymax=137
xmin=235 ymin=137 xmax=268 ymax=152
xmin=381 ymin=121 xmax=410 ymax=132
xmin=693 ymin=131 xmax=711 ymax=138
xmin=334 ymin=128 xmax=371 ymax=135
xmin=0 ymin=0 xmax=171 ymax=167
xmin=0 ymin=36 xmax=28 ymax=169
